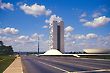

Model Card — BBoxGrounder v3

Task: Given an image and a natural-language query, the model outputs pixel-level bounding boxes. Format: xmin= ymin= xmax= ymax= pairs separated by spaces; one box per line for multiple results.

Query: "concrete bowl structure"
xmin=83 ymin=49 xmax=110 ymax=54
xmin=44 ymin=49 xmax=62 ymax=55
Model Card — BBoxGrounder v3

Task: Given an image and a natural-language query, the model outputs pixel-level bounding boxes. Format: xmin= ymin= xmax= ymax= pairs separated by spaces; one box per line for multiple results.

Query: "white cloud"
xmin=86 ymin=33 xmax=98 ymax=39
xmin=64 ymin=26 xmax=75 ymax=44
xmin=0 ymin=32 xmax=48 ymax=52
xmin=64 ymin=26 xmax=74 ymax=33
xmin=30 ymin=33 xmax=38 ymax=41
xmin=0 ymin=27 xmax=19 ymax=35
xmin=64 ymin=32 xmax=71 ymax=38
xmin=0 ymin=36 xmax=14 ymax=43
xmin=0 ymin=2 xmax=14 ymax=11
xmin=42 ymin=25 xmax=48 ymax=28
xmin=45 ymin=15 xmax=62 ymax=24
xmin=80 ymin=18 xmax=88 ymax=23
xmin=74 ymin=34 xmax=86 ymax=39
xmin=31 ymin=33 xmax=38 ymax=39
xmin=45 ymin=9 xmax=52 ymax=16
xmin=64 ymin=26 xmax=74 ymax=38
xmin=45 ymin=19 xmax=49 ymax=23
xmin=1 ymin=32 xmax=110 ymax=52
xmin=84 ymin=16 xmax=110 ymax=27
xmin=15 ymin=33 xmax=44 ymax=43
xmin=92 ymin=12 xmax=101 ymax=18
xmin=20 ymin=3 xmax=52 ymax=17
xmin=16 ymin=35 xmax=30 ymax=43
xmin=67 ymin=33 xmax=98 ymax=40
xmin=77 ymin=35 xmax=86 ymax=39
xmin=72 ymin=41 xmax=75 ymax=44
xmin=64 ymin=33 xmax=110 ymax=52
xmin=80 ymin=12 xmax=87 ymax=18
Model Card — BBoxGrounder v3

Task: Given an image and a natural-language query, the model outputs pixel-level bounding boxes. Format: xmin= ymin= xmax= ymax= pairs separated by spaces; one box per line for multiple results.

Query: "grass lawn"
xmin=0 ymin=55 xmax=15 ymax=73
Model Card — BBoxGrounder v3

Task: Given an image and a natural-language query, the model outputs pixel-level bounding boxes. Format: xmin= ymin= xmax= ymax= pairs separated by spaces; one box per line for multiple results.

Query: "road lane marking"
xmin=80 ymin=58 xmax=110 ymax=61
xmin=53 ymin=60 xmax=101 ymax=70
xmin=39 ymin=58 xmax=110 ymax=73
xmin=73 ymin=59 xmax=110 ymax=67
xmin=41 ymin=58 xmax=101 ymax=70
xmin=44 ymin=57 xmax=110 ymax=68
xmin=70 ymin=69 xmax=110 ymax=73
xmin=38 ymin=61 xmax=70 ymax=73
xmin=48 ymin=57 xmax=110 ymax=67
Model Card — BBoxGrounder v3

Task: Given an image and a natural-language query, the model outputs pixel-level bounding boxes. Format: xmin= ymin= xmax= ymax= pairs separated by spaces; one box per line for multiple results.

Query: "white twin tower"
xmin=44 ymin=21 xmax=64 ymax=55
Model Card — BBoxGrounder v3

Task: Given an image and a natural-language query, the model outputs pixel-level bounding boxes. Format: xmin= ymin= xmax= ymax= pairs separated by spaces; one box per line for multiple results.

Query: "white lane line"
xmin=70 ymin=69 xmax=110 ymax=73
xmin=59 ymin=58 xmax=110 ymax=67
xmin=80 ymin=58 xmax=110 ymax=61
xmin=78 ymin=58 xmax=110 ymax=66
xmin=55 ymin=57 xmax=110 ymax=66
xmin=72 ymin=61 xmax=110 ymax=69
xmin=42 ymin=58 xmax=101 ymax=70
xmin=42 ymin=57 xmax=110 ymax=68
xmin=38 ymin=61 xmax=70 ymax=73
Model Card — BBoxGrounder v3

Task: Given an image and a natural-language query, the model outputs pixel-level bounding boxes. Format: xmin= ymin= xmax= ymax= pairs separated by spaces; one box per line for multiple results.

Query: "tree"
xmin=0 ymin=41 xmax=14 ymax=55
xmin=0 ymin=41 xmax=4 ymax=46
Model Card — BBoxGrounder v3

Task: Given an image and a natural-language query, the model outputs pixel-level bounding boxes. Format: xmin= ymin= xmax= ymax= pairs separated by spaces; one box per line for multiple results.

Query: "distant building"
xmin=83 ymin=49 xmax=110 ymax=54
xmin=49 ymin=21 xmax=64 ymax=53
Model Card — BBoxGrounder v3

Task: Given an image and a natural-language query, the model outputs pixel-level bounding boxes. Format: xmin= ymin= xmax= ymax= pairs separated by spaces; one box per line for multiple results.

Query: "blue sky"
xmin=0 ymin=0 xmax=110 ymax=52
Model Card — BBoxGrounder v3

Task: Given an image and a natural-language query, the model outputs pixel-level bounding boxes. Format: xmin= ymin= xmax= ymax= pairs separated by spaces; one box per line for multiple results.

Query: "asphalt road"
xmin=21 ymin=55 xmax=110 ymax=73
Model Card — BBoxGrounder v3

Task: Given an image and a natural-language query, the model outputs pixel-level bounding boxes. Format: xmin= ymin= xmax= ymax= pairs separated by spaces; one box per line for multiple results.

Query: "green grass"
xmin=0 ymin=55 xmax=15 ymax=73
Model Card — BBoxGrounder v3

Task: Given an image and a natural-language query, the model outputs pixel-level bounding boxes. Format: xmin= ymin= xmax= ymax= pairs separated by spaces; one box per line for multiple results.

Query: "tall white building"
xmin=49 ymin=21 xmax=64 ymax=53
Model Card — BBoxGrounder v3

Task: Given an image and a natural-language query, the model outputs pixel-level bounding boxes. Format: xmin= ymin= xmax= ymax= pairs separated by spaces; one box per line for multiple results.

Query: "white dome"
xmin=44 ymin=49 xmax=62 ymax=55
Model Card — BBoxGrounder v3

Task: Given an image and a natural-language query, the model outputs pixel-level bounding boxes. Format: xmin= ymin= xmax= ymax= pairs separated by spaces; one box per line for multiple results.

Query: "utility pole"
xmin=38 ymin=35 xmax=39 ymax=55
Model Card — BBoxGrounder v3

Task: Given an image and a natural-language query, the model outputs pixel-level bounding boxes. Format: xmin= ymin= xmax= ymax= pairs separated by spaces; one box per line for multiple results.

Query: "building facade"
xmin=49 ymin=21 xmax=64 ymax=53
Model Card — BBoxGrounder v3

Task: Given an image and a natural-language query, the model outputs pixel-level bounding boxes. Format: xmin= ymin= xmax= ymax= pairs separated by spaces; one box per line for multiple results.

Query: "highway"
xmin=21 ymin=55 xmax=110 ymax=73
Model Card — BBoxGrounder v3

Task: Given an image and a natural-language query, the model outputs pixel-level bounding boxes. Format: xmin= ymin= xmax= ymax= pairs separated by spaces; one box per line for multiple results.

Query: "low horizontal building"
xmin=83 ymin=49 xmax=110 ymax=54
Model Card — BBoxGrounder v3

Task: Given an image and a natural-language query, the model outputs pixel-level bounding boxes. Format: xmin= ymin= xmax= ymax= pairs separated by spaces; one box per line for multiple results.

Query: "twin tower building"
xmin=49 ymin=21 xmax=64 ymax=53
